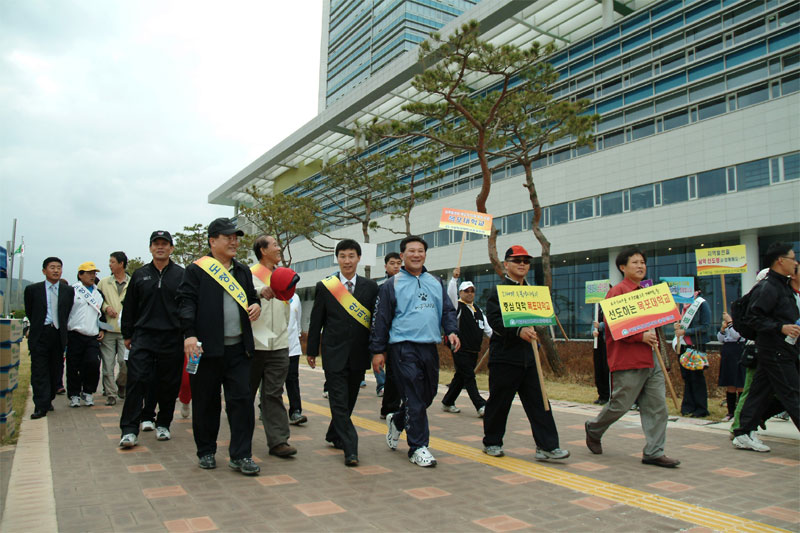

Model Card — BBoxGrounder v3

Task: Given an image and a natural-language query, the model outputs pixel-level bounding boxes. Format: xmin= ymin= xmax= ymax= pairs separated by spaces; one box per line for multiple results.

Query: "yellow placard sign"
xmin=695 ymin=245 xmax=747 ymax=276
xmin=439 ymin=207 xmax=493 ymax=236
xmin=496 ymin=285 xmax=556 ymax=327
xmin=599 ymin=282 xmax=680 ymax=341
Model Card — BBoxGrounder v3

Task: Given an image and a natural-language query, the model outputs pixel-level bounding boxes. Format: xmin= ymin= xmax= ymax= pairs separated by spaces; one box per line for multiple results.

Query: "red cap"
xmin=270 ymin=267 xmax=300 ymax=301
xmin=504 ymin=245 xmax=532 ymax=259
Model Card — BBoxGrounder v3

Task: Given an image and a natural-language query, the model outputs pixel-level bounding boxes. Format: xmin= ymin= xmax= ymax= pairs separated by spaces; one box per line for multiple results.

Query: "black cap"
xmin=149 ymin=230 xmax=173 ymax=245
xmin=208 ymin=217 xmax=244 ymax=237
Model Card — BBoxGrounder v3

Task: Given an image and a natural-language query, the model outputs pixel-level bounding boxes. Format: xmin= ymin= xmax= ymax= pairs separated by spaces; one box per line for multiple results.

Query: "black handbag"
xmin=739 ymin=343 xmax=758 ymax=369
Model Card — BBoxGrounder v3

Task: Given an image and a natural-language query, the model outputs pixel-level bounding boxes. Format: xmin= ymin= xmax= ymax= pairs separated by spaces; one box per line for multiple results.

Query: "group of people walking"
xmin=24 ymin=217 xmax=798 ymax=476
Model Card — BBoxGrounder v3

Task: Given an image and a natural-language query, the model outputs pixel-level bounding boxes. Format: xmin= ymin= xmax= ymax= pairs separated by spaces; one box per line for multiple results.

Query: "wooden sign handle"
xmin=720 ymin=273 xmax=727 ymax=312
xmin=656 ymin=327 xmax=680 ymax=411
xmin=593 ymin=303 xmax=599 ymax=349
xmin=531 ymin=339 xmax=550 ymax=411
xmin=456 ymin=231 xmax=467 ymax=270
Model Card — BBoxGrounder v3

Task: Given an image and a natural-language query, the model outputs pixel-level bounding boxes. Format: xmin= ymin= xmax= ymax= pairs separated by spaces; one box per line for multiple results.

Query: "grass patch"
xmin=1 ymin=343 xmax=30 ymax=446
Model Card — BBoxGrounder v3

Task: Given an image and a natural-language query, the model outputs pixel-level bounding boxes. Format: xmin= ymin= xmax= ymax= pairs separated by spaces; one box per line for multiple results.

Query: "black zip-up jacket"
xmin=745 ymin=268 xmax=800 ymax=356
xmin=177 ymin=256 xmax=259 ymax=357
xmin=121 ymin=260 xmax=184 ymax=351
xmin=486 ymin=276 xmax=536 ymax=367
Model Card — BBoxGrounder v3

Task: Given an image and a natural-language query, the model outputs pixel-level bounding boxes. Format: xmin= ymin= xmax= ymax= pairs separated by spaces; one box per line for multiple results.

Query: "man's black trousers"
xmin=483 ymin=362 xmax=560 ymax=452
xmin=119 ymin=344 xmax=183 ymax=435
xmin=380 ymin=352 xmax=401 ymax=417
xmin=189 ymin=343 xmax=254 ymax=460
xmin=285 ymin=356 xmax=302 ymax=414
xmin=29 ymin=325 xmax=64 ymax=411
xmin=324 ymin=365 xmax=363 ymax=457
xmin=735 ymin=346 xmax=800 ymax=435
xmin=442 ymin=349 xmax=486 ymax=410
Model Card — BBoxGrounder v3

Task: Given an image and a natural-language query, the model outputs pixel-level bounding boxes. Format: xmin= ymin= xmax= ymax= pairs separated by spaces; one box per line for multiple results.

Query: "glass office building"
xmin=213 ymin=0 xmax=800 ymax=335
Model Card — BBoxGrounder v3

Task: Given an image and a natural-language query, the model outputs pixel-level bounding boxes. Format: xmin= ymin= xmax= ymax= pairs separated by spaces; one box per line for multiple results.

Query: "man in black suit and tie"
xmin=307 ymin=239 xmax=379 ymax=467
xmin=24 ymin=257 xmax=74 ymax=419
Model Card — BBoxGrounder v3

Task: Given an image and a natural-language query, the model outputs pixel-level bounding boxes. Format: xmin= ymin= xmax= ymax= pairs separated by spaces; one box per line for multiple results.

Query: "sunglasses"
xmin=507 ymin=258 xmax=531 ymax=265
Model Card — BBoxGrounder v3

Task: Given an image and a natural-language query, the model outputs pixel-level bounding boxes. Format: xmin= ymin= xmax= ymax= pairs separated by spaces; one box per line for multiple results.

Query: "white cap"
xmin=458 ymin=281 xmax=475 ymax=292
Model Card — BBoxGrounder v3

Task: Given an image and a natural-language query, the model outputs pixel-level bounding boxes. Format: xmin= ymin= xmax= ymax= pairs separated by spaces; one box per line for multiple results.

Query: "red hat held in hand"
xmin=270 ymin=267 xmax=300 ymax=301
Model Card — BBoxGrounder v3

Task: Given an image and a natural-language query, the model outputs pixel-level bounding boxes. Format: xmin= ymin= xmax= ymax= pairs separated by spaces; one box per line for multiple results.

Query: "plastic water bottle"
xmin=186 ymin=342 xmax=202 ymax=374
xmin=785 ymin=319 xmax=800 ymax=346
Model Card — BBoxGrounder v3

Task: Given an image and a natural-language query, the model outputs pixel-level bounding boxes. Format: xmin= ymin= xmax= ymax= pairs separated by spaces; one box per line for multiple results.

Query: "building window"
xmin=549 ymin=203 xmax=569 ymax=226
xmin=770 ymin=158 xmax=781 ymax=183
xmin=600 ymin=191 xmax=624 ymax=216
xmin=573 ymin=198 xmax=595 ymax=220
xmin=697 ymin=168 xmax=727 ymax=198
xmin=688 ymin=174 xmax=698 ymax=199
xmin=506 ymin=212 xmax=523 ymax=234
xmin=631 ymin=184 xmax=655 ymax=211
xmin=662 ymin=176 xmax=689 ymax=204
xmin=784 ymin=153 xmax=800 ymax=181
xmin=727 ymin=167 xmax=737 ymax=192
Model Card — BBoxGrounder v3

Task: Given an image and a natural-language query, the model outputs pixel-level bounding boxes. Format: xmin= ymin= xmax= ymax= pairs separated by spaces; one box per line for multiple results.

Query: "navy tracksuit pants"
xmin=389 ymin=341 xmax=439 ymax=455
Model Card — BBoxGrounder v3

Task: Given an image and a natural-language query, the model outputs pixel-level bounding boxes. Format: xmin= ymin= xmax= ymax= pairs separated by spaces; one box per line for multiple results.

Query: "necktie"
xmin=346 ymin=280 xmax=354 ymax=294
xmin=50 ymin=285 xmax=59 ymax=329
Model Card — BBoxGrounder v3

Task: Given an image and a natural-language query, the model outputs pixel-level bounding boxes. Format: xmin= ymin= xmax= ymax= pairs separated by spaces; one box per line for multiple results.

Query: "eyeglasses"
xmin=507 ymin=258 xmax=531 ymax=265
xmin=780 ymin=255 xmax=798 ymax=263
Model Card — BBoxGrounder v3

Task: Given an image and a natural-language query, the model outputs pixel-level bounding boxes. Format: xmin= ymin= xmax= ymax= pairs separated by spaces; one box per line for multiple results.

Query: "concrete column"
xmin=608 ymin=246 xmax=622 ymax=285
xmin=740 ymin=230 xmax=760 ymax=292
xmin=602 ymin=0 xmax=614 ymax=28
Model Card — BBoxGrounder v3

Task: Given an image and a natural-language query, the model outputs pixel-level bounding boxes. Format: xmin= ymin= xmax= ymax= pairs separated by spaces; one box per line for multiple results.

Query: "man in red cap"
xmin=248 ymin=235 xmax=297 ymax=459
xmin=482 ymin=245 xmax=569 ymax=462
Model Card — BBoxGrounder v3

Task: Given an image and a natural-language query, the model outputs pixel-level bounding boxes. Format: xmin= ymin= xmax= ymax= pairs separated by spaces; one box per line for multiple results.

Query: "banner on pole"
xmin=439 ymin=208 xmax=493 ymax=236
xmin=600 ymin=282 xmax=680 ymax=340
xmin=497 ymin=285 xmax=556 ymax=327
xmin=661 ymin=277 xmax=695 ymax=304
xmin=585 ymin=279 xmax=610 ymax=304
xmin=696 ymin=245 xmax=747 ymax=276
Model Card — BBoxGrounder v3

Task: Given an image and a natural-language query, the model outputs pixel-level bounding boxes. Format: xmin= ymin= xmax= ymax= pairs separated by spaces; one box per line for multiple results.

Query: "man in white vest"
xmin=249 ymin=235 xmax=297 ymax=458
xmin=66 ymin=262 xmax=105 ymax=408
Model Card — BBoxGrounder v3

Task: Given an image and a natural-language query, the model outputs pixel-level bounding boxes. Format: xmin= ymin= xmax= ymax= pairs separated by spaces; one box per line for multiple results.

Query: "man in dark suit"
xmin=307 ymin=239 xmax=379 ymax=467
xmin=24 ymin=257 xmax=74 ymax=419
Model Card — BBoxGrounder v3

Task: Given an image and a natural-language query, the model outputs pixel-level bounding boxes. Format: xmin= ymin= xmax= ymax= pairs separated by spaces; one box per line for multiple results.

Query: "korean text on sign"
xmin=585 ymin=279 xmax=611 ymax=304
xmin=695 ymin=245 xmax=747 ymax=276
xmin=496 ymin=285 xmax=556 ymax=328
xmin=599 ymin=282 xmax=680 ymax=341
xmin=439 ymin=207 xmax=493 ymax=236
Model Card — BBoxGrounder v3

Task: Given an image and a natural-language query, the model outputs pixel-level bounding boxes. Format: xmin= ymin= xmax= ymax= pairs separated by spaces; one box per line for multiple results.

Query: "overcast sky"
xmin=0 ymin=1 xmax=323 ymax=283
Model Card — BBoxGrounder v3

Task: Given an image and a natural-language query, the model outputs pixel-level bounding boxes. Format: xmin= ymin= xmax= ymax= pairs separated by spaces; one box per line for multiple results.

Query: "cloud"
xmin=0 ymin=1 xmax=322 ymax=285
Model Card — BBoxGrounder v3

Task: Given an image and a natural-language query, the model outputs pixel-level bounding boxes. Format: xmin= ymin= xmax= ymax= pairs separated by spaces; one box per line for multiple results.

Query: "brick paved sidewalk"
xmin=2 ymin=366 xmax=798 ymax=532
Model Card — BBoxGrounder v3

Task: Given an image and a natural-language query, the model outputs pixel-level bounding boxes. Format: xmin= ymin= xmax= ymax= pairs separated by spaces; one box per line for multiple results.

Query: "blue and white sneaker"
xmin=409 ymin=446 xmax=437 ymax=467
xmin=386 ymin=413 xmax=401 ymax=450
xmin=535 ymin=448 xmax=570 ymax=461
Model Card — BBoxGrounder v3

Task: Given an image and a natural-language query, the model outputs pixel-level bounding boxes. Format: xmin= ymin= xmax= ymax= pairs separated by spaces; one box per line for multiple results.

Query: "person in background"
xmin=378 ymin=252 xmax=402 ymax=417
xmin=591 ymin=308 xmax=610 ymax=405
xmin=98 ymin=251 xmax=130 ymax=406
xmin=286 ymin=294 xmax=307 ymax=425
xmin=442 ymin=267 xmax=490 ymax=417
xmin=717 ymin=311 xmax=745 ymax=422
xmin=674 ymin=277 xmax=711 ymax=418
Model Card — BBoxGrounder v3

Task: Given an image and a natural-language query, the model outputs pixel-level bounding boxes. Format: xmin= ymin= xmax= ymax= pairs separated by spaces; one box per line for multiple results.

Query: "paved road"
xmin=2 ymin=366 xmax=798 ymax=532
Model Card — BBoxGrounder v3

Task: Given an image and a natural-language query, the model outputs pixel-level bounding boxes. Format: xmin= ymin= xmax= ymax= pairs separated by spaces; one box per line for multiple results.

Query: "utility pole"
xmin=3 ymin=240 xmax=9 ymax=316
xmin=16 ymin=237 xmax=24 ymax=312
xmin=5 ymin=219 xmax=17 ymax=317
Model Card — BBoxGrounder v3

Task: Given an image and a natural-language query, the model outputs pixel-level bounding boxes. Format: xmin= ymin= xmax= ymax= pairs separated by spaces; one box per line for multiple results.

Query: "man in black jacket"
xmin=482 ymin=246 xmax=569 ymax=462
xmin=177 ymin=218 xmax=261 ymax=475
xmin=118 ymin=231 xmax=184 ymax=448
xmin=307 ymin=240 xmax=379 ymax=466
xmin=24 ymin=257 xmax=74 ymax=419
xmin=733 ymin=242 xmax=800 ymax=452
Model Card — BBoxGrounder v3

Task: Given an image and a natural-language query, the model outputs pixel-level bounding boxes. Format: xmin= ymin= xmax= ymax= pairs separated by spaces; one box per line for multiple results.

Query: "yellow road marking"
xmin=302 ymin=400 xmax=789 ymax=533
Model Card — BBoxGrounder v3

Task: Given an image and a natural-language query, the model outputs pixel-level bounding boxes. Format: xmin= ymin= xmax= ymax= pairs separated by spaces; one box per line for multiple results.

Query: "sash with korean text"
xmin=195 ymin=256 xmax=248 ymax=311
xmin=321 ymin=275 xmax=371 ymax=329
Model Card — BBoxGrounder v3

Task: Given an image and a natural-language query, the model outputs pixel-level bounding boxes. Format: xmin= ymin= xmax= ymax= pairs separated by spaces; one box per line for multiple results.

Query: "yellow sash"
xmin=321 ymin=275 xmax=371 ymax=329
xmin=194 ymin=256 xmax=249 ymax=311
xmin=250 ymin=263 xmax=271 ymax=286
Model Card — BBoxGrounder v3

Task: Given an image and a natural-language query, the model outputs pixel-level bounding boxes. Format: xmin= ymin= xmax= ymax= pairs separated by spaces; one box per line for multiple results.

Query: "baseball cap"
xmin=458 ymin=281 xmax=475 ymax=292
xmin=208 ymin=218 xmax=244 ymax=237
xmin=504 ymin=245 xmax=532 ymax=260
xmin=149 ymin=230 xmax=173 ymax=245
xmin=270 ymin=267 xmax=300 ymax=301
xmin=78 ymin=261 xmax=100 ymax=273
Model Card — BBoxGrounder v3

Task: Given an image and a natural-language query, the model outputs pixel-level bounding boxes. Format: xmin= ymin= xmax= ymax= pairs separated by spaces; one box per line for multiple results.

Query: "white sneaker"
xmin=386 ymin=413 xmax=401 ymax=450
xmin=535 ymin=448 xmax=570 ymax=461
xmin=442 ymin=404 xmax=461 ymax=413
xmin=483 ymin=445 xmax=504 ymax=457
xmin=478 ymin=406 xmax=485 ymax=418
xmin=81 ymin=392 xmax=94 ymax=406
xmin=141 ymin=420 xmax=156 ymax=432
xmin=119 ymin=433 xmax=138 ymax=448
xmin=69 ymin=396 xmax=81 ymax=408
xmin=732 ymin=432 xmax=771 ymax=452
xmin=156 ymin=427 xmax=171 ymax=441
xmin=322 ymin=391 xmax=328 ymax=399
xmin=409 ymin=446 xmax=437 ymax=467
xmin=180 ymin=402 xmax=191 ymax=419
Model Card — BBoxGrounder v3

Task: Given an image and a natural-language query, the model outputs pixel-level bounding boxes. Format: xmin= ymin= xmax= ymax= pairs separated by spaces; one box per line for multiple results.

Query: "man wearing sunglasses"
xmin=482 ymin=246 xmax=569 ymax=461
xmin=442 ymin=268 xmax=491 ymax=417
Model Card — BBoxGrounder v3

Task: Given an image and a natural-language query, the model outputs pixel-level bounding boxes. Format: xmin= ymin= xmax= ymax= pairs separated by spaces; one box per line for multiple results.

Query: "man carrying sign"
xmin=307 ymin=240 xmax=378 ymax=467
xmin=482 ymin=246 xmax=569 ymax=461
xmin=585 ymin=247 xmax=680 ymax=468
xmin=177 ymin=218 xmax=261 ymax=475
xmin=370 ymin=235 xmax=460 ymax=467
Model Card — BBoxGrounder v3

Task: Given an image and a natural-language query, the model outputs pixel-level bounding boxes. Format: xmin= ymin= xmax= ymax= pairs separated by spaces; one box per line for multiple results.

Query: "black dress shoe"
xmin=344 ymin=455 xmax=359 ymax=466
xmin=326 ymin=439 xmax=344 ymax=450
xmin=585 ymin=421 xmax=602 ymax=454
xmin=642 ymin=455 xmax=681 ymax=468
xmin=31 ymin=410 xmax=47 ymax=419
xmin=48 ymin=404 xmax=55 ymax=411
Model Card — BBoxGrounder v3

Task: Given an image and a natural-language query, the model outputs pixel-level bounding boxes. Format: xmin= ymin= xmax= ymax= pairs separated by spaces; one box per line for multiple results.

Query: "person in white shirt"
xmin=66 ymin=262 xmax=105 ymax=408
xmin=285 ymin=295 xmax=307 ymax=425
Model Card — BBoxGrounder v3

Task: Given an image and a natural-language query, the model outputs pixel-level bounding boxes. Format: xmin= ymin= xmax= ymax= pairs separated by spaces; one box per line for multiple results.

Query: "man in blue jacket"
xmin=370 ymin=235 xmax=460 ymax=467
